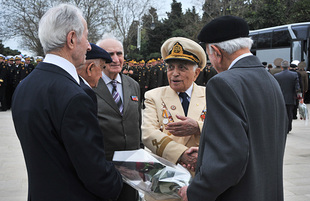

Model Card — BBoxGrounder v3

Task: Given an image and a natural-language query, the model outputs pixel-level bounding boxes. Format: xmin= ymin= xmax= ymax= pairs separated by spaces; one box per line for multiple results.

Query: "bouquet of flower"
xmin=298 ymin=102 xmax=308 ymax=121
xmin=112 ymin=149 xmax=192 ymax=200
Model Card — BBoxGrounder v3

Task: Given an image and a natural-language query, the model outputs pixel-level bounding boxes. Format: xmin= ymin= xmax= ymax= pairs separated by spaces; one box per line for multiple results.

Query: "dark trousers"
xmin=293 ymin=99 xmax=298 ymax=119
xmin=0 ymin=86 xmax=7 ymax=111
xmin=286 ymin=104 xmax=294 ymax=133
xmin=116 ymin=183 xmax=138 ymax=201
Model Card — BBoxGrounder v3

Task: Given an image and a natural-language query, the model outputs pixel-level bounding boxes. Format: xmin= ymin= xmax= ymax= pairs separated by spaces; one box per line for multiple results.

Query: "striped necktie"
xmin=111 ymin=80 xmax=123 ymax=114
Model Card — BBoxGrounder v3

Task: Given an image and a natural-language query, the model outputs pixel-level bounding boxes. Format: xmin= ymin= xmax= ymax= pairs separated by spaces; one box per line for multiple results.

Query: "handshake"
xmin=178 ymin=147 xmax=199 ymax=172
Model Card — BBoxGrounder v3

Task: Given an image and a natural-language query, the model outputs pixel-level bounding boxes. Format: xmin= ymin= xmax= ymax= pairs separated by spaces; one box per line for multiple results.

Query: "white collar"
xmin=177 ymin=83 xmax=193 ymax=98
xmin=102 ymin=72 xmax=122 ymax=84
xmin=80 ymin=76 xmax=91 ymax=88
xmin=228 ymin=53 xmax=253 ymax=70
xmin=43 ymin=54 xmax=80 ymax=84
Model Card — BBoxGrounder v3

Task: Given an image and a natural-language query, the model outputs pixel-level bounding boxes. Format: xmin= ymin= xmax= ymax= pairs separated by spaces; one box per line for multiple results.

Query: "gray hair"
xmin=281 ymin=60 xmax=289 ymax=68
xmin=38 ymin=4 xmax=85 ymax=54
xmin=208 ymin=37 xmax=253 ymax=55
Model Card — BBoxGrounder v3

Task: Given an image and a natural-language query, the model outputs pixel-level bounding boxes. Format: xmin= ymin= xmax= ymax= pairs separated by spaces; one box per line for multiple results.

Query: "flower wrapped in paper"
xmin=298 ymin=102 xmax=309 ymax=121
xmin=112 ymin=149 xmax=192 ymax=200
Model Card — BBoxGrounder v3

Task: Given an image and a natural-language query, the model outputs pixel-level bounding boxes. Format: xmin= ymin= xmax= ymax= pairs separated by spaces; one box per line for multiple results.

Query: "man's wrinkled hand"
xmin=178 ymin=186 xmax=188 ymax=201
xmin=166 ymin=115 xmax=200 ymax=136
xmin=179 ymin=147 xmax=198 ymax=172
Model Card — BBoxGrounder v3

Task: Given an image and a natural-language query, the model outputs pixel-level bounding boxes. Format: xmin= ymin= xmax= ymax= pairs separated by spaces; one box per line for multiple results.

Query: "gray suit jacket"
xmin=93 ymin=74 xmax=142 ymax=161
xmin=274 ymin=69 xmax=300 ymax=105
xmin=188 ymin=56 xmax=287 ymax=201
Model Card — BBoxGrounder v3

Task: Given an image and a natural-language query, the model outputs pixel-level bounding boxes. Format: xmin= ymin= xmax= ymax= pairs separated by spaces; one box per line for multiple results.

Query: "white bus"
xmin=249 ymin=22 xmax=310 ymax=70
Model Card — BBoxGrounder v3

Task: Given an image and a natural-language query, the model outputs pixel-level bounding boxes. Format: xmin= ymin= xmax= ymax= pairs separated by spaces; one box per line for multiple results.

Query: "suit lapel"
xmin=121 ymin=74 xmax=131 ymax=115
xmin=161 ymin=87 xmax=184 ymax=120
xmin=37 ymin=63 xmax=79 ymax=86
xmin=187 ymin=83 xmax=206 ymax=120
xmin=94 ymin=78 xmax=121 ymax=114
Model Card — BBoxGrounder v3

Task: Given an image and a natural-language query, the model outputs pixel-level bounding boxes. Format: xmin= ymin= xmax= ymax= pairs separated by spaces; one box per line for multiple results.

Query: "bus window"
xmin=251 ymin=34 xmax=258 ymax=50
xmin=257 ymin=31 xmax=272 ymax=49
xmin=292 ymin=25 xmax=310 ymax=39
xmin=272 ymin=29 xmax=290 ymax=48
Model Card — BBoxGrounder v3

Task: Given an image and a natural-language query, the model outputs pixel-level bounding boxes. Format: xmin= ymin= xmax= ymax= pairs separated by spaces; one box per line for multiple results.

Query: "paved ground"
xmin=0 ymin=107 xmax=310 ymax=201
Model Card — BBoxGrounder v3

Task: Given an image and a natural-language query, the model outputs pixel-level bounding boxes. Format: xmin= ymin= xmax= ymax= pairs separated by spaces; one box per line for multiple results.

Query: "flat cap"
xmin=198 ymin=15 xmax=249 ymax=43
xmin=86 ymin=43 xmax=112 ymax=63
xmin=274 ymin=58 xmax=283 ymax=67
xmin=298 ymin=61 xmax=306 ymax=69
xmin=161 ymin=37 xmax=206 ymax=68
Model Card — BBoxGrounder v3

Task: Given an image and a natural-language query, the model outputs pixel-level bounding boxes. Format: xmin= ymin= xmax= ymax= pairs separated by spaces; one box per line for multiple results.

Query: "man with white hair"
xmin=179 ymin=16 xmax=287 ymax=201
xmin=94 ymin=35 xmax=143 ymax=201
xmin=11 ymin=4 xmax=122 ymax=201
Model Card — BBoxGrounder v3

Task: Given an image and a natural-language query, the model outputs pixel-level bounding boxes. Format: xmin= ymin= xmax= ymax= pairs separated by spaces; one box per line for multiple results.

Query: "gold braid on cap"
xmin=165 ymin=42 xmax=199 ymax=64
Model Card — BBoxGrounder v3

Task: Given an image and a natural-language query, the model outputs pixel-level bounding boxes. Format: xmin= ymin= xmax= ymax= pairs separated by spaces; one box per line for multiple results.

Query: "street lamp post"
xmin=137 ymin=13 xmax=155 ymax=51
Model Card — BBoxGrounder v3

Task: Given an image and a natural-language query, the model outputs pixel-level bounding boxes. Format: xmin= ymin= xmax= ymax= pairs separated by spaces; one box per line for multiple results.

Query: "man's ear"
xmin=210 ymin=45 xmax=222 ymax=58
xmin=66 ymin=31 xmax=76 ymax=49
xmin=194 ymin=67 xmax=201 ymax=81
xmin=86 ymin=62 xmax=94 ymax=76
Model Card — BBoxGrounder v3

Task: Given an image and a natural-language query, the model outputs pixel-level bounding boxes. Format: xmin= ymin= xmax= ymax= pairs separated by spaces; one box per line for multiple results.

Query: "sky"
xmin=2 ymin=0 xmax=204 ymax=56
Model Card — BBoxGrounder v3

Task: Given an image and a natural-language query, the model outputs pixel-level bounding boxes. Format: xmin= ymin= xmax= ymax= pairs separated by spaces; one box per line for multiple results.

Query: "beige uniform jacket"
xmin=142 ymin=83 xmax=206 ymax=165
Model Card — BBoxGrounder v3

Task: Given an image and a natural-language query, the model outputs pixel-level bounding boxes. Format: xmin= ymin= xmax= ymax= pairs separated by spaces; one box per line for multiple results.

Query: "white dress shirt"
xmin=101 ymin=72 xmax=124 ymax=102
xmin=43 ymin=54 xmax=80 ymax=84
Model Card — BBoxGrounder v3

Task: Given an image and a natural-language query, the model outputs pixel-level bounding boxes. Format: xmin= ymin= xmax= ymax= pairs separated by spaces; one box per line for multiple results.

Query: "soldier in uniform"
xmin=0 ymin=54 xmax=8 ymax=111
xmin=35 ymin=56 xmax=43 ymax=67
xmin=24 ymin=56 xmax=35 ymax=73
xmin=13 ymin=55 xmax=29 ymax=90
xmin=128 ymin=60 xmax=139 ymax=82
xmin=6 ymin=56 xmax=15 ymax=109
xmin=138 ymin=59 xmax=149 ymax=108
xmin=148 ymin=59 xmax=158 ymax=90
xmin=195 ymin=61 xmax=217 ymax=86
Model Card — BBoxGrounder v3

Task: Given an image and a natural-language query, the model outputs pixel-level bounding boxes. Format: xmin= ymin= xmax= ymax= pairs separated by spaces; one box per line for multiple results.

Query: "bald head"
xmin=97 ymin=38 xmax=124 ymax=79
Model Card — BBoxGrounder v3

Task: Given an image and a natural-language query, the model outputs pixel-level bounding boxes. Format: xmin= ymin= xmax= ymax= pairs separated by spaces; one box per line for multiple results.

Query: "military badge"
xmin=131 ymin=96 xmax=139 ymax=101
xmin=161 ymin=102 xmax=174 ymax=135
xmin=200 ymin=109 xmax=207 ymax=120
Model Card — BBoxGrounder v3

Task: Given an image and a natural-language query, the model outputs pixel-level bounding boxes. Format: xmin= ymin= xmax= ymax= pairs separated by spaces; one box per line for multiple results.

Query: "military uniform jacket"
xmin=142 ymin=83 xmax=206 ymax=164
xmin=93 ymin=74 xmax=143 ymax=161
xmin=188 ymin=56 xmax=287 ymax=201
xmin=0 ymin=62 xmax=8 ymax=86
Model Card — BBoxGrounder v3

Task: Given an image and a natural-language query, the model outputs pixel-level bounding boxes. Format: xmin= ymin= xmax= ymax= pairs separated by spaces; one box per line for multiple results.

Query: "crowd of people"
xmin=3 ymin=3 xmax=306 ymax=201
xmin=0 ymin=52 xmax=218 ymax=112
xmin=0 ymin=55 xmax=43 ymax=111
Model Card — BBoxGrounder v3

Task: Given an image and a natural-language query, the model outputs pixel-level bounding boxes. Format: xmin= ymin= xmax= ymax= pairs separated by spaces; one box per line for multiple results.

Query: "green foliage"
xmin=245 ymin=0 xmax=287 ymax=29
xmin=0 ymin=40 xmax=21 ymax=56
xmin=289 ymin=0 xmax=310 ymax=23
xmin=2 ymin=0 xmax=310 ymax=59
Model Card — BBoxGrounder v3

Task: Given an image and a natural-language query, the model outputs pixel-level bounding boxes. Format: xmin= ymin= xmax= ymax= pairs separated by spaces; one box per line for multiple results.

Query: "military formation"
xmin=121 ymin=58 xmax=170 ymax=107
xmin=0 ymin=54 xmax=43 ymax=111
xmin=0 ymin=53 xmax=217 ymax=111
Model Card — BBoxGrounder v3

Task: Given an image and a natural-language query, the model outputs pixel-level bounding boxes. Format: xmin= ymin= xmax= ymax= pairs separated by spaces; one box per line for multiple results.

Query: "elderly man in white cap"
xmin=142 ymin=37 xmax=207 ymax=200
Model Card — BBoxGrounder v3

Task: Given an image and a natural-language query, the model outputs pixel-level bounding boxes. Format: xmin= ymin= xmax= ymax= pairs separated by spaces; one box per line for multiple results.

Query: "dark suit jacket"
xmin=79 ymin=76 xmax=98 ymax=114
xmin=12 ymin=62 xmax=122 ymax=201
xmin=188 ymin=56 xmax=287 ymax=201
xmin=274 ymin=69 xmax=300 ymax=105
xmin=93 ymin=74 xmax=143 ymax=161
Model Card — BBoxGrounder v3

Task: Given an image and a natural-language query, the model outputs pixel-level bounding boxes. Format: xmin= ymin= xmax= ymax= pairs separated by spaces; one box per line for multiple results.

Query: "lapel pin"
xmin=131 ymin=96 xmax=138 ymax=101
